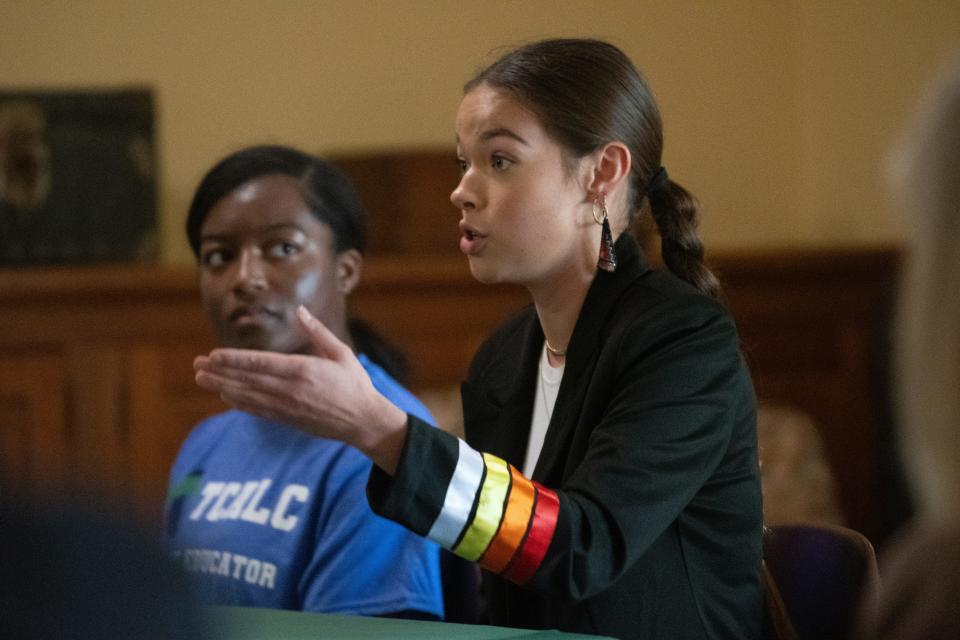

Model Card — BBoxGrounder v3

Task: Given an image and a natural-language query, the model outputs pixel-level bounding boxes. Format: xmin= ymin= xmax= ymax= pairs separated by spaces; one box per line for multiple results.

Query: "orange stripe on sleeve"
xmin=479 ymin=465 xmax=535 ymax=573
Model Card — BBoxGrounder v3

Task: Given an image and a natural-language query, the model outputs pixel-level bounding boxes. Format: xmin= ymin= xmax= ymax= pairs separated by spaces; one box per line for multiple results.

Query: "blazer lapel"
xmin=462 ymin=308 xmax=544 ymax=467
xmin=532 ymin=234 xmax=651 ymax=482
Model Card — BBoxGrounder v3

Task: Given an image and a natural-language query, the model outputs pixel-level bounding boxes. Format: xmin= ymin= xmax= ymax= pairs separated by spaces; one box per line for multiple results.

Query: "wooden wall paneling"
xmin=126 ymin=342 xmax=224 ymax=526
xmin=333 ymin=150 xmax=462 ymax=257
xmin=0 ymin=243 xmax=902 ymax=542
xmin=0 ymin=265 xmax=217 ymax=521
xmin=65 ymin=344 xmax=126 ymax=500
xmin=718 ymin=248 xmax=900 ymax=541
xmin=0 ymin=352 xmax=68 ymax=496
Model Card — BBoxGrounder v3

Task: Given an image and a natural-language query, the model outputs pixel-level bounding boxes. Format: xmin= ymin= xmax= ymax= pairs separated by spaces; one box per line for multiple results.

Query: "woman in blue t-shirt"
xmin=165 ymin=145 xmax=444 ymax=619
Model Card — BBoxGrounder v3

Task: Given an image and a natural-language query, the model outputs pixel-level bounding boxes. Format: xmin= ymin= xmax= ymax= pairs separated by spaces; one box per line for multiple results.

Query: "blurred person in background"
xmin=857 ymin=54 xmax=960 ymax=640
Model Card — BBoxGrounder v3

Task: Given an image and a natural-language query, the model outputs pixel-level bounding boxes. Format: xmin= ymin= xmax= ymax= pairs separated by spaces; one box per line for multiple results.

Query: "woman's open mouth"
xmin=459 ymin=224 xmax=487 ymax=255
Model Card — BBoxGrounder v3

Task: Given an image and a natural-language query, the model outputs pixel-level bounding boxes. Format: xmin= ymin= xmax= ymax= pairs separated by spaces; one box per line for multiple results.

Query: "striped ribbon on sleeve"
xmin=424 ymin=437 xmax=559 ymax=584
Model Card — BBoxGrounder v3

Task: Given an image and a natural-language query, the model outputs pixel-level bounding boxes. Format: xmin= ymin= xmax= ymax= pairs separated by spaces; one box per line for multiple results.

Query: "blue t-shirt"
xmin=165 ymin=355 xmax=443 ymax=617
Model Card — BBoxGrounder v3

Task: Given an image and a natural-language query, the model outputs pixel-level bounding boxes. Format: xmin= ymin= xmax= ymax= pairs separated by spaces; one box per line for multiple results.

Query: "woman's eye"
xmin=201 ymin=249 xmax=230 ymax=268
xmin=491 ymin=155 xmax=513 ymax=171
xmin=455 ymin=157 xmax=469 ymax=175
xmin=267 ymin=241 xmax=298 ymax=258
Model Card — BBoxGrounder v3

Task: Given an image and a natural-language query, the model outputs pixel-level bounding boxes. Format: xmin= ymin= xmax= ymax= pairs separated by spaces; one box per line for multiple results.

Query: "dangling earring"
xmin=594 ymin=194 xmax=617 ymax=272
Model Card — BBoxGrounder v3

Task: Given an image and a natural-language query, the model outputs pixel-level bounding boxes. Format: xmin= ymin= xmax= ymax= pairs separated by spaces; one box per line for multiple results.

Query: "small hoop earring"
xmin=592 ymin=194 xmax=606 ymax=225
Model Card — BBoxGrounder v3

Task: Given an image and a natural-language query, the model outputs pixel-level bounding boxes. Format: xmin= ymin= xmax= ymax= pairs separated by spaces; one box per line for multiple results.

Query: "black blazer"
xmin=370 ymin=235 xmax=763 ymax=639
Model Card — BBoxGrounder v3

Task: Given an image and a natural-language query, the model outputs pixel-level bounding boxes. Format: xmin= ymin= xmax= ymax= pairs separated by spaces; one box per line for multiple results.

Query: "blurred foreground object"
xmin=0 ymin=493 xmax=208 ymax=640
xmin=857 ymin=53 xmax=960 ymax=640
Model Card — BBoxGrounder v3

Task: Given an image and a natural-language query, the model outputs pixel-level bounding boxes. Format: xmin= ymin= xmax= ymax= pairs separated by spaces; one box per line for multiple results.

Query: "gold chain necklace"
xmin=545 ymin=339 xmax=566 ymax=357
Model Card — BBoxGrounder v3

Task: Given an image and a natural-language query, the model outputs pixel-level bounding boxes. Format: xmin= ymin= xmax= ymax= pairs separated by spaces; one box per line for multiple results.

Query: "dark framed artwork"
xmin=0 ymin=89 xmax=157 ymax=264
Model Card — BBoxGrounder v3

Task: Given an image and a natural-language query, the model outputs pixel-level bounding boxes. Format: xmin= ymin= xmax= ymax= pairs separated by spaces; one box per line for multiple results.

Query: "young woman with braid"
xmin=194 ymin=39 xmax=763 ymax=639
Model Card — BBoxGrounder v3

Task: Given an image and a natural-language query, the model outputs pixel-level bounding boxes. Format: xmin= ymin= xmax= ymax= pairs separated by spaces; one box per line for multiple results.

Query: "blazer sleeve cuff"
xmin=367 ymin=415 xmax=561 ymax=587
xmin=367 ymin=415 xmax=461 ymax=537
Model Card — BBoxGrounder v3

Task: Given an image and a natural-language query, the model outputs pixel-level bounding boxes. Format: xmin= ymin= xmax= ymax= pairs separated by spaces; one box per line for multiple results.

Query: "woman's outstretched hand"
xmin=193 ymin=305 xmax=409 ymax=474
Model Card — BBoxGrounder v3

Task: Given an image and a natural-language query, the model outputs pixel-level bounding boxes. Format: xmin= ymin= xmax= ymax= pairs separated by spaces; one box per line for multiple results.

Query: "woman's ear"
xmin=336 ymin=249 xmax=363 ymax=295
xmin=587 ymin=141 xmax=632 ymax=199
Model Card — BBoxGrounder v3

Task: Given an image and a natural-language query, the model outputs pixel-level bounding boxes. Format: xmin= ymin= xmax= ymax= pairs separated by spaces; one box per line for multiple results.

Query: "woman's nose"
xmin=450 ymin=172 xmax=477 ymax=211
xmin=233 ymin=249 xmax=267 ymax=292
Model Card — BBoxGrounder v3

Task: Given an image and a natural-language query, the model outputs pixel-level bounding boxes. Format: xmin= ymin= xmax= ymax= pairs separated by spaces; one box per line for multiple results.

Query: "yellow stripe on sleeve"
xmin=453 ymin=453 xmax=511 ymax=561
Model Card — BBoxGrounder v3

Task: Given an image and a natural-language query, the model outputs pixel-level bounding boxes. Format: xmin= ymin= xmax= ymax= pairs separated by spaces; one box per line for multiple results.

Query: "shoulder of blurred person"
xmin=888 ymin=52 xmax=960 ymax=520
xmin=857 ymin=52 xmax=960 ymax=640
xmin=856 ymin=520 xmax=960 ymax=640
xmin=0 ymin=492 xmax=208 ymax=640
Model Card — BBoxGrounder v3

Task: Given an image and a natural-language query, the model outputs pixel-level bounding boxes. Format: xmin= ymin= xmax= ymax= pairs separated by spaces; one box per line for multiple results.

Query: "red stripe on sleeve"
xmin=502 ymin=482 xmax=559 ymax=584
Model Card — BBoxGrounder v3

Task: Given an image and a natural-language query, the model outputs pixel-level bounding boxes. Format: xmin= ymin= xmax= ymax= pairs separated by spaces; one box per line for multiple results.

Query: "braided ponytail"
xmin=646 ymin=177 xmax=723 ymax=301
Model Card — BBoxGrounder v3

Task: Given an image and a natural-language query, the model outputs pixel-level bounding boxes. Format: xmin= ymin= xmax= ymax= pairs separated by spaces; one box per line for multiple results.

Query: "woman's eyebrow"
xmin=199 ymin=232 xmax=230 ymax=245
xmin=260 ymin=222 xmax=305 ymax=234
xmin=480 ymin=127 xmax=529 ymax=146
xmin=455 ymin=127 xmax=530 ymax=147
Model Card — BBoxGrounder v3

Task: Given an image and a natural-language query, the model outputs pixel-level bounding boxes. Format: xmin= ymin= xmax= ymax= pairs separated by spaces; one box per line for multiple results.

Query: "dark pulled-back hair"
xmin=186 ymin=145 xmax=366 ymax=258
xmin=466 ymin=38 xmax=722 ymax=299
xmin=185 ymin=145 xmax=409 ymax=382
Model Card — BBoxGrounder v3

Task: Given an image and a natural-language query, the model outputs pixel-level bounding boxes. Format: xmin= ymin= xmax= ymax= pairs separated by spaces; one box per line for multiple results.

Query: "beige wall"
xmin=1 ymin=1 xmax=958 ymax=263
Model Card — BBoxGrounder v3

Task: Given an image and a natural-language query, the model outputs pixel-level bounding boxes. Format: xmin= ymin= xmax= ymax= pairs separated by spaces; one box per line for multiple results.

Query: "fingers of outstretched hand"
xmin=193 ymin=364 xmax=277 ymax=399
xmin=296 ymin=306 xmax=352 ymax=361
xmin=195 ymin=349 xmax=298 ymax=379
xmin=191 ymin=325 xmax=374 ymax=444
xmin=194 ymin=354 xmax=306 ymax=399
xmin=194 ymin=363 xmax=308 ymax=423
